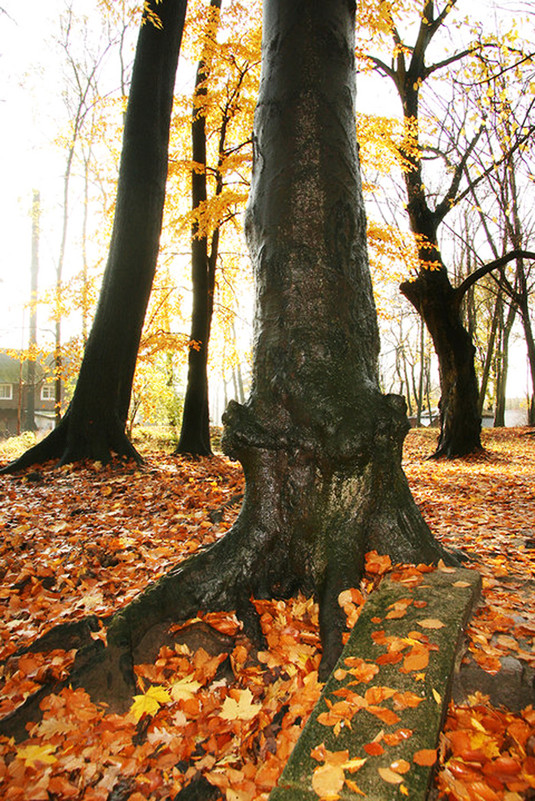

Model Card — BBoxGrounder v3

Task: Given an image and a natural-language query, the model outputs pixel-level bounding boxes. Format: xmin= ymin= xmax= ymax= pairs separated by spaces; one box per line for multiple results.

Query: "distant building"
xmin=0 ymin=351 xmax=58 ymax=437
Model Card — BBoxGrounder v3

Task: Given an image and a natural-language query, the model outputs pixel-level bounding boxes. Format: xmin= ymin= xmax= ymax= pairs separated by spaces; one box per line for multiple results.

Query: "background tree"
xmin=70 ymin=0 xmax=450 ymax=709
xmin=21 ymin=190 xmax=40 ymax=433
xmin=469 ymin=49 xmax=535 ymax=423
xmin=51 ymin=6 xmax=118 ymax=423
xmin=1 ymin=0 xmax=188 ymax=472
xmin=176 ymin=0 xmax=222 ymax=456
xmin=174 ymin=0 xmax=260 ymax=454
xmin=362 ymin=0 xmax=535 ymax=456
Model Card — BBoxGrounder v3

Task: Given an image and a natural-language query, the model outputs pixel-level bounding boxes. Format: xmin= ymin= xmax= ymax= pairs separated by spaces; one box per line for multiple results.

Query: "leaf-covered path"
xmin=0 ymin=428 xmax=534 ymax=800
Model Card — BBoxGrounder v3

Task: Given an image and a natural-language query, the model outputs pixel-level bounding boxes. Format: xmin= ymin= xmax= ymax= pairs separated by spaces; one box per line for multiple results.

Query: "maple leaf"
xmin=17 ymin=743 xmax=57 ymax=767
xmin=129 ymin=685 xmax=171 ymax=721
xmin=170 ymin=675 xmax=202 ymax=702
xmin=220 ymin=689 xmax=261 ymax=721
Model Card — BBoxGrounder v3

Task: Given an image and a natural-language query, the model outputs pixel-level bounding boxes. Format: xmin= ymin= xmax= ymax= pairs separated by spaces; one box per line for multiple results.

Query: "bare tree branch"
xmin=456 ymin=250 xmax=535 ymax=299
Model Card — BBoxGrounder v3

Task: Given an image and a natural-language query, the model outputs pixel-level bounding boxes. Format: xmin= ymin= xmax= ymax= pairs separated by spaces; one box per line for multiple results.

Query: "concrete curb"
xmin=269 ymin=566 xmax=481 ymax=800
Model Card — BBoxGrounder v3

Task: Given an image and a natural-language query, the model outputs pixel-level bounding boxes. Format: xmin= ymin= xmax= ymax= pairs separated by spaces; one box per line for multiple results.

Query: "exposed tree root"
xmin=0 ymin=510 xmax=455 ymax=741
xmin=429 ymin=442 xmax=486 ymax=460
xmin=0 ymin=400 xmax=456 ymax=740
xmin=173 ymin=773 xmax=223 ymax=800
xmin=0 ymin=408 xmax=142 ymax=474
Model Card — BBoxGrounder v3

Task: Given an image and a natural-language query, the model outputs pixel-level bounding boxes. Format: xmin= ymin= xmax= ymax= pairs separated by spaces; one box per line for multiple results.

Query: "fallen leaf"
xmin=220 ymin=689 xmax=262 ymax=721
xmin=402 ymin=646 xmax=429 ymax=672
xmin=393 ymin=691 xmax=424 ymax=710
xmin=311 ymin=763 xmax=344 ymax=798
xmin=364 ymin=742 xmax=385 ymax=756
xmin=170 ymin=675 xmax=202 ymax=702
xmin=417 ymin=618 xmax=446 ymax=629
xmin=413 ymin=748 xmax=437 ymax=766
xmin=129 ymin=685 xmax=171 ymax=721
xmin=345 ymin=778 xmax=366 ymax=795
xmin=390 ymin=759 xmax=411 ymax=774
xmin=17 ymin=743 xmax=57 ymax=767
xmin=384 ymin=728 xmax=413 ymax=746
xmin=343 ymin=756 xmax=367 ymax=772
xmin=365 ymin=551 xmax=392 ymax=575
xmin=378 ymin=766 xmax=404 ymax=784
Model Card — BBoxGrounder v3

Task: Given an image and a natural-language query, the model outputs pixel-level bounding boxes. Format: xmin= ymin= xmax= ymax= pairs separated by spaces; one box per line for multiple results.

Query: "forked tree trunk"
xmin=1 ymin=0 xmax=187 ymax=473
xmin=73 ymin=0 xmax=449 ymax=708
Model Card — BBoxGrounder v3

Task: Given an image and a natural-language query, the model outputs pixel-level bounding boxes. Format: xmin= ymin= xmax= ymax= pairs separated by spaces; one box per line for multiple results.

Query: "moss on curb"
xmin=270 ymin=566 xmax=481 ymax=800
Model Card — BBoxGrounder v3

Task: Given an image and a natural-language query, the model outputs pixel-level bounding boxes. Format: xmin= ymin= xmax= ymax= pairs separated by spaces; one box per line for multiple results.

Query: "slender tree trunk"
xmin=23 ymin=190 xmax=40 ymax=433
xmin=54 ymin=140 xmax=76 ymax=426
xmin=494 ymin=299 xmax=516 ymax=427
xmin=479 ymin=290 xmax=502 ymax=416
xmin=518 ymin=292 xmax=535 ymax=425
xmin=176 ymin=0 xmax=222 ymax=456
xmin=81 ymin=144 xmax=92 ymax=345
xmin=1 ymin=0 xmax=187 ymax=472
xmin=417 ymin=316 xmax=425 ymax=424
xmin=175 ymin=52 xmax=214 ymax=454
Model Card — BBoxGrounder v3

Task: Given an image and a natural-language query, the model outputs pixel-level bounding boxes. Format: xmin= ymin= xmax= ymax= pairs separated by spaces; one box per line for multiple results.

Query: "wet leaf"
xmin=413 ymin=748 xmax=437 ymax=766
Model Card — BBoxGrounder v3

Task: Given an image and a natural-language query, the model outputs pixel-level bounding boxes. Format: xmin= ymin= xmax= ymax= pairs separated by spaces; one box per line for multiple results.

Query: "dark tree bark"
xmin=175 ymin=0 xmax=222 ymax=457
xmin=1 ymin=0 xmax=187 ymax=473
xmin=400 ymin=257 xmax=482 ymax=458
xmin=57 ymin=0 xmax=450 ymax=712
xmin=370 ymin=0 xmax=533 ymax=457
xmin=383 ymin=1 xmax=483 ymax=457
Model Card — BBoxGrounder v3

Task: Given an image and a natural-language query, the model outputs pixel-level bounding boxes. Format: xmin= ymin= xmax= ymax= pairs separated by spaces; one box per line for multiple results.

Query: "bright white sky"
xmin=0 ymin=1 xmax=99 ymax=348
xmin=0 ymin=0 xmax=532 ymax=408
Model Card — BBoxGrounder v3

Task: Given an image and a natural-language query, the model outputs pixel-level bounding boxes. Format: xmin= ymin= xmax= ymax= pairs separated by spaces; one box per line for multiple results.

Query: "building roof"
xmin=0 ymin=351 xmax=50 ymax=384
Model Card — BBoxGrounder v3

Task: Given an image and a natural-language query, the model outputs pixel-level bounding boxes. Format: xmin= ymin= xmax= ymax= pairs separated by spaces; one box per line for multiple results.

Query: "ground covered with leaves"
xmin=0 ymin=427 xmax=534 ymax=800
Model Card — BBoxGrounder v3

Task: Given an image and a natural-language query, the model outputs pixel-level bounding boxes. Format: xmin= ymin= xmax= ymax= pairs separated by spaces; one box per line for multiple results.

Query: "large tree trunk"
xmin=1 ymin=0 xmax=187 ymax=473
xmin=65 ymin=0 xmax=450 ymax=710
xmin=401 ymin=264 xmax=482 ymax=458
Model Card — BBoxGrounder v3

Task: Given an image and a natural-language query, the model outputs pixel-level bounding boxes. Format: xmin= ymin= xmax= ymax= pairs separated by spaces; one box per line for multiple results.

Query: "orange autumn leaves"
xmin=1 ymin=598 xmax=324 ymax=801
xmin=438 ymin=699 xmax=535 ymax=800
xmin=0 ymin=428 xmax=535 ymax=800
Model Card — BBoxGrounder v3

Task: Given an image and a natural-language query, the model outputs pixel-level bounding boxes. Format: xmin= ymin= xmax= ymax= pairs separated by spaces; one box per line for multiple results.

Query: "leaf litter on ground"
xmin=0 ymin=427 xmax=534 ymax=799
